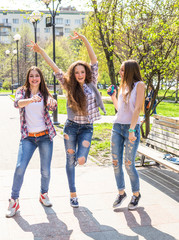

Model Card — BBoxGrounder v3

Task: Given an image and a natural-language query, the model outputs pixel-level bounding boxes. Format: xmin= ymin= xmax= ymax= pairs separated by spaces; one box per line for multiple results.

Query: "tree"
xmin=87 ymin=0 xmax=179 ymax=137
xmin=90 ymin=0 xmax=121 ymax=86
xmin=18 ymin=24 xmax=34 ymax=85
xmin=117 ymin=0 xmax=179 ymax=137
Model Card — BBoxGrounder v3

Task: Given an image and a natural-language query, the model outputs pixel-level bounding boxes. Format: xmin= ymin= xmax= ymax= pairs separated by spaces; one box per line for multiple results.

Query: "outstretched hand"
xmin=69 ymin=31 xmax=83 ymax=40
xmin=47 ymin=97 xmax=57 ymax=109
xmin=27 ymin=41 xmax=42 ymax=53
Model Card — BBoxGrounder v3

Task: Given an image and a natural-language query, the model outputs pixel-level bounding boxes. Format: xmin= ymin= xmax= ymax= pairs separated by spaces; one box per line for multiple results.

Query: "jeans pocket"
xmin=85 ymin=124 xmax=93 ymax=131
xmin=65 ymin=119 xmax=73 ymax=127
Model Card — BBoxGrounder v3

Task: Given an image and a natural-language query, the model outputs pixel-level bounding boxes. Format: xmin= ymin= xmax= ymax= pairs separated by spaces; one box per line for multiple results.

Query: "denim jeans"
xmin=111 ymin=124 xmax=140 ymax=193
xmin=64 ymin=120 xmax=93 ymax=193
xmin=11 ymin=134 xmax=53 ymax=200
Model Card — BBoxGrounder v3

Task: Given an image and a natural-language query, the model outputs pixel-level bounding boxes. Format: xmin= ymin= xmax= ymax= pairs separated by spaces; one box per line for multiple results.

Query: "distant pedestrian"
xmin=144 ymin=83 xmax=157 ymax=114
xmin=107 ymin=60 xmax=145 ymax=210
xmin=28 ymin=32 xmax=106 ymax=208
xmin=6 ymin=66 xmax=57 ymax=218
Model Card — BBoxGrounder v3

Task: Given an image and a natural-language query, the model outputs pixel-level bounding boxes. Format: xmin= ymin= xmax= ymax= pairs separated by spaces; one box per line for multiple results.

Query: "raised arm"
xmin=70 ymin=32 xmax=97 ymax=65
xmin=27 ymin=41 xmax=61 ymax=74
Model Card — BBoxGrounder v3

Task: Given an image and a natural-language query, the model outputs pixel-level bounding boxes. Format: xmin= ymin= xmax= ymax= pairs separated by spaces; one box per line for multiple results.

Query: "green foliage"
xmin=86 ymin=0 xmax=179 ymax=137
xmin=2 ymin=81 xmax=11 ymax=90
xmin=38 ymin=36 xmax=79 ymax=84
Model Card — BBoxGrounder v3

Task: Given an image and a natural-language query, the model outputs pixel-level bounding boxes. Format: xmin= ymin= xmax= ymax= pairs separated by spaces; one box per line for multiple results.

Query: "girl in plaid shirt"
xmin=6 ymin=66 xmax=57 ymax=218
xmin=28 ymin=32 xmax=106 ymax=208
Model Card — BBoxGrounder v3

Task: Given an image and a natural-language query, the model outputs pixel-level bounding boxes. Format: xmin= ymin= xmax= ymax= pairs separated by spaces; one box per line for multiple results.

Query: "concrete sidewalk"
xmin=0 ymin=96 xmax=179 ymax=240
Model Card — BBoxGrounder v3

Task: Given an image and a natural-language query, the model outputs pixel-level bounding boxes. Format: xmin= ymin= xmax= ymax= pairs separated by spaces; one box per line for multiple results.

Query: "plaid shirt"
xmin=55 ymin=62 xmax=101 ymax=124
xmin=14 ymin=88 xmax=57 ymax=141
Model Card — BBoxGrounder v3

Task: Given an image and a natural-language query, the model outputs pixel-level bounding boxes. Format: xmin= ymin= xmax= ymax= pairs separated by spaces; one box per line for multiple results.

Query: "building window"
xmin=56 ymin=18 xmax=63 ymax=24
xmin=2 ymin=28 xmax=8 ymax=33
xmin=2 ymin=19 xmax=8 ymax=23
xmin=75 ymin=19 xmax=81 ymax=25
xmin=12 ymin=28 xmax=19 ymax=32
xmin=65 ymin=19 xmax=70 ymax=26
xmin=23 ymin=19 xmax=29 ymax=23
xmin=13 ymin=19 xmax=19 ymax=24
xmin=65 ymin=28 xmax=71 ymax=33
xmin=44 ymin=28 xmax=50 ymax=33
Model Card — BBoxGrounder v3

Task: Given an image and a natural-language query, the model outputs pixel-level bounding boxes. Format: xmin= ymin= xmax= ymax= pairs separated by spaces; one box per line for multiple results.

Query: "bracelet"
xmin=129 ymin=128 xmax=136 ymax=132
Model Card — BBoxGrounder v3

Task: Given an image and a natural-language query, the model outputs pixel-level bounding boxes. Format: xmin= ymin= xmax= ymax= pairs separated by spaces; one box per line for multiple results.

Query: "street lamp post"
xmin=13 ymin=34 xmax=21 ymax=87
xmin=41 ymin=0 xmax=61 ymax=125
xmin=29 ymin=10 xmax=42 ymax=66
xmin=5 ymin=49 xmax=17 ymax=94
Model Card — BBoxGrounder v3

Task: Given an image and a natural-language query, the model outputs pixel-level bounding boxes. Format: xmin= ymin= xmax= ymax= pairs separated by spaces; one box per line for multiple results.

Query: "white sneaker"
xmin=39 ymin=193 xmax=52 ymax=207
xmin=6 ymin=199 xmax=20 ymax=218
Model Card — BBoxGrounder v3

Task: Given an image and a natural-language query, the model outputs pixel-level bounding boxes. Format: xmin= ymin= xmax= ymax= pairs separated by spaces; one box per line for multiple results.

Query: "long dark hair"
xmin=64 ymin=61 xmax=92 ymax=115
xmin=120 ymin=60 xmax=143 ymax=103
xmin=21 ymin=66 xmax=52 ymax=106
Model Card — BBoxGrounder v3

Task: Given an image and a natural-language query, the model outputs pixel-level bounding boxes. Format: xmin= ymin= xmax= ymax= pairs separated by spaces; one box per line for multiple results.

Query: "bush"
xmin=2 ymin=81 xmax=11 ymax=90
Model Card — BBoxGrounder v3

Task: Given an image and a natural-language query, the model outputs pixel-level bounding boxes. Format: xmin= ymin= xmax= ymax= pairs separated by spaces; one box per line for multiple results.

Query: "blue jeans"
xmin=64 ymin=120 xmax=93 ymax=193
xmin=111 ymin=124 xmax=140 ymax=193
xmin=11 ymin=134 xmax=53 ymax=200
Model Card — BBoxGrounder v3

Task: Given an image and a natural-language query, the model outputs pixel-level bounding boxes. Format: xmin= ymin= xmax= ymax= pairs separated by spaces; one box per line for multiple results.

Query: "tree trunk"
xmin=175 ymin=72 xmax=178 ymax=103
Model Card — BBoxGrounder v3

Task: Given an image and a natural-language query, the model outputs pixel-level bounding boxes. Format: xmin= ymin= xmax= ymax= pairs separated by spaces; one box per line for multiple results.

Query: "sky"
xmin=0 ymin=0 xmax=90 ymax=11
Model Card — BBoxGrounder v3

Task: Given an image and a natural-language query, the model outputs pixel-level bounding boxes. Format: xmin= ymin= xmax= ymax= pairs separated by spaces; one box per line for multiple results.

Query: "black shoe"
xmin=113 ymin=192 xmax=127 ymax=208
xmin=128 ymin=193 xmax=141 ymax=210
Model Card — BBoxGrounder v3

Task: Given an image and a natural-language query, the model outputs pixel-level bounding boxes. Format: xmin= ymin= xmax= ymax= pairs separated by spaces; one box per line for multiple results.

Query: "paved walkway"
xmin=0 ymin=96 xmax=179 ymax=240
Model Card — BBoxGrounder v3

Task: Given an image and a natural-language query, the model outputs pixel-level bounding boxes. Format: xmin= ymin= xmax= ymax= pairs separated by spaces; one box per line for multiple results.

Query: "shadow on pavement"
xmin=114 ymin=207 xmax=176 ymax=240
xmin=14 ymin=206 xmax=73 ymax=240
xmin=73 ymin=206 xmax=135 ymax=240
xmin=138 ymin=167 xmax=179 ymax=202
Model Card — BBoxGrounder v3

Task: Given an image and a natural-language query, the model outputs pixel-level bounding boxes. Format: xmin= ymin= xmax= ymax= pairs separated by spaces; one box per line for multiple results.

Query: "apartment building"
xmin=0 ymin=6 xmax=87 ymax=44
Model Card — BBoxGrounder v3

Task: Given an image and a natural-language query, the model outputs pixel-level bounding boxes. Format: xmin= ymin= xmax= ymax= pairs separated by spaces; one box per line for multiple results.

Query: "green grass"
xmin=57 ymin=97 xmax=179 ymax=117
xmin=157 ymin=101 xmax=179 ymax=117
xmin=0 ymin=89 xmax=12 ymax=93
xmin=57 ymin=97 xmax=67 ymax=114
xmin=10 ymin=95 xmax=179 ymax=117
xmin=57 ymin=97 xmax=116 ymax=115
xmin=98 ymin=89 xmax=109 ymax=97
xmin=99 ymin=89 xmax=178 ymax=101
xmin=10 ymin=95 xmax=15 ymax=100
xmin=158 ymin=89 xmax=176 ymax=101
xmin=89 ymin=123 xmax=112 ymax=160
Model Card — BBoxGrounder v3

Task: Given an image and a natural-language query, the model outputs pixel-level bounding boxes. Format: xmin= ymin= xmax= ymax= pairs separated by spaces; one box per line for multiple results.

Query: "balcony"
xmin=0 ymin=32 xmax=10 ymax=36
xmin=0 ymin=23 xmax=11 ymax=28
xmin=56 ymin=32 xmax=63 ymax=36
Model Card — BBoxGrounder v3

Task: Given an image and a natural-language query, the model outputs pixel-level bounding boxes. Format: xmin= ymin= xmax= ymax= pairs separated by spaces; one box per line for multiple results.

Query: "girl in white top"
xmin=6 ymin=66 xmax=57 ymax=218
xmin=108 ymin=60 xmax=145 ymax=210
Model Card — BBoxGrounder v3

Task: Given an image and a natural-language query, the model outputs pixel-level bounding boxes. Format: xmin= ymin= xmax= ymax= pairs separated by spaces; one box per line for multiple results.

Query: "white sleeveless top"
xmin=114 ymin=81 xmax=140 ymax=124
xmin=25 ymin=96 xmax=47 ymax=133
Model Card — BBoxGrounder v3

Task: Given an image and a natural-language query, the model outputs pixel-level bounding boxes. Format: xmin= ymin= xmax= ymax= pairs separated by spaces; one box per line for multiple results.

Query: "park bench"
xmin=137 ymin=115 xmax=179 ymax=173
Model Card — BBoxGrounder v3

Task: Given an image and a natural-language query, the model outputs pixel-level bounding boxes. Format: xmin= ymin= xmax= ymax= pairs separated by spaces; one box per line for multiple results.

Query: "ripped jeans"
xmin=63 ymin=120 xmax=93 ymax=193
xmin=111 ymin=123 xmax=140 ymax=193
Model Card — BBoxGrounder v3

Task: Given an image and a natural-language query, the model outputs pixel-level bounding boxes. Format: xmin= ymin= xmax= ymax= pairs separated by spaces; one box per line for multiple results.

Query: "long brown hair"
xmin=119 ymin=60 xmax=143 ymax=103
xmin=21 ymin=66 xmax=52 ymax=106
xmin=63 ymin=61 xmax=92 ymax=115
